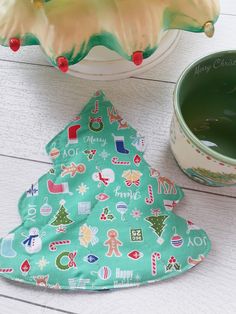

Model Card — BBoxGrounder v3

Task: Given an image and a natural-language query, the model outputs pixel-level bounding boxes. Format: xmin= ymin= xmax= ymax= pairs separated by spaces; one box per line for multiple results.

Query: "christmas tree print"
xmin=0 ymin=1 xmax=219 ymax=71
xmin=145 ymin=215 xmax=168 ymax=244
xmin=50 ymin=201 xmax=73 ymax=233
xmin=0 ymin=91 xmax=211 ymax=290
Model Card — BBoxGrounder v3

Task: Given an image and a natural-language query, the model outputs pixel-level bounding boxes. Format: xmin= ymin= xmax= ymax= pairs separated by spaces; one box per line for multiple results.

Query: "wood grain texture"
xmin=0 ymin=65 xmax=235 ymax=197
xmin=221 ymin=0 xmax=236 ymax=14
xmin=0 ymin=157 xmax=235 ymax=314
xmin=0 ymin=1 xmax=235 ymax=313
xmin=0 ymin=296 xmax=67 ymax=314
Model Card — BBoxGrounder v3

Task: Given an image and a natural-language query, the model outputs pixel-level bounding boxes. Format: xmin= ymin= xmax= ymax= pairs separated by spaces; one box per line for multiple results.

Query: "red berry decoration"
xmin=132 ymin=51 xmax=144 ymax=66
xmin=9 ymin=38 xmax=21 ymax=52
xmin=57 ymin=56 xmax=69 ymax=73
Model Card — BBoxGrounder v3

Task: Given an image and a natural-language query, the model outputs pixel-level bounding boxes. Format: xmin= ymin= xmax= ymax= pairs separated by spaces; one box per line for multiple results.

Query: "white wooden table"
xmin=0 ymin=1 xmax=236 ymax=313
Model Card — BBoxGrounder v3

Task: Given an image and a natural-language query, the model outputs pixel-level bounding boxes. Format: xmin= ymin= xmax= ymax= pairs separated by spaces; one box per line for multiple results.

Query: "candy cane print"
xmin=92 ymin=100 xmax=99 ymax=114
xmin=151 ymin=252 xmax=161 ymax=276
xmin=145 ymin=185 xmax=154 ymax=205
xmin=111 ymin=157 xmax=130 ymax=166
xmin=0 ymin=268 xmax=13 ymax=273
xmin=49 ymin=240 xmax=71 ymax=251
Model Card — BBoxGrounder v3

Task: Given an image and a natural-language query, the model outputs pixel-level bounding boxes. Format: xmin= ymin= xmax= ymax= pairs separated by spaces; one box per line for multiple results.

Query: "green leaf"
xmin=104 ymin=208 xmax=109 ymax=215
xmin=107 ymin=214 xmax=114 ymax=220
xmin=174 ymin=263 xmax=181 ymax=271
xmin=166 ymin=263 xmax=173 ymax=271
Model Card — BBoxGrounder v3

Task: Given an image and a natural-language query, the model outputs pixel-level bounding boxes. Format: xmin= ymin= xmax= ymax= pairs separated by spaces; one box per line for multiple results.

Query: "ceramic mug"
xmin=170 ymin=51 xmax=236 ymax=187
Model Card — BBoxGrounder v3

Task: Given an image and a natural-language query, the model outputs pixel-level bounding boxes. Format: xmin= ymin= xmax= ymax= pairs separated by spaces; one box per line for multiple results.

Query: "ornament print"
xmin=20 ymin=260 xmax=31 ymax=276
xmin=40 ymin=198 xmax=52 ymax=216
xmin=128 ymin=250 xmax=143 ymax=260
xmin=91 ymin=266 xmax=112 ymax=281
xmin=116 ymin=202 xmax=128 ymax=221
xmin=84 ymin=255 xmax=99 ymax=264
xmin=171 ymin=227 xmax=184 ymax=248
xmin=0 ymin=91 xmax=211 ymax=291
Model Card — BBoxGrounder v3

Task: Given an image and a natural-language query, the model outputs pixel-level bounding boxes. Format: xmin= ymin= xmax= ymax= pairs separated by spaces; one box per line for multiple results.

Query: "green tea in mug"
xmin=179 ymin=55 xmax=236 ymax=159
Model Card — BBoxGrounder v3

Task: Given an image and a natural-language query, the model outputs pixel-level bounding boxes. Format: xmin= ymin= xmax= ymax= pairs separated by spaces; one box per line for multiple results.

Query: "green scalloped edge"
xmin=0 ymin=31 xmax=158 ymax=66
xmin=0 ymin=6 xmax=219 ymax=67
xmin=163 ymin=8 xmax=219 ymax=33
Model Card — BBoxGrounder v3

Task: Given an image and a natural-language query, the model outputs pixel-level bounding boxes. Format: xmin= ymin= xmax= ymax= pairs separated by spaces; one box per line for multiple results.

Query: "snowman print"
xmin=22 ymin=228 xmax=44 ymax=254
xmin=92 ymin=168 xmax=115 ymax=187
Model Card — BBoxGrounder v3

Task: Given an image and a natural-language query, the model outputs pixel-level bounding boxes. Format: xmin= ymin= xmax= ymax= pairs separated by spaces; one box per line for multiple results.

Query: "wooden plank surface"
xmin=221 ymin=0 xmax=236 ymax=14
xmin=0 ymin=296 xmax=70 ymax=314
xmin=0 ymin=1 xmax=236 ymax=313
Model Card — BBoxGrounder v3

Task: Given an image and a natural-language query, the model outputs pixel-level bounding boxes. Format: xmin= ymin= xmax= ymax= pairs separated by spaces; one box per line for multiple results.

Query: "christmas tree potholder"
xmin=0 ymin=91 xmax=211 ymax=290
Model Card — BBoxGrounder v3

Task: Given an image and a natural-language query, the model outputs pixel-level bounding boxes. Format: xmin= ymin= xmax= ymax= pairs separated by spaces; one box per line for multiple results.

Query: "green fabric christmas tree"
xmin=50 ymin=201 xmax=73 ymax=232
xmin=145 ymin=215 xmax=168 ymax=244
xmin=0 ymin=91 xmax=211 ymax=291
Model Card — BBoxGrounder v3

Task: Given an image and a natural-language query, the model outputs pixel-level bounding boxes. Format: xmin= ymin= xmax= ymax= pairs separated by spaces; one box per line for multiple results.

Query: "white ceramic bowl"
xmin=170 ymin=51 xmax=236 ymax=187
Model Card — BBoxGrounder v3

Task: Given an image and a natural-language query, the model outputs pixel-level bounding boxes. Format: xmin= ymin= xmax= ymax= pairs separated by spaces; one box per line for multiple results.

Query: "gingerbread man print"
xmin=104 ymin=229 xmax=122 ymax=257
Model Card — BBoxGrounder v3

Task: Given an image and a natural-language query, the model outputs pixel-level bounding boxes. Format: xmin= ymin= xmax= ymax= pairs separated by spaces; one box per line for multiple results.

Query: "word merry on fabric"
xmin=113 ymin=186 xmax=141 ymax=201
xmin=83 ymin=136 xmax=107 ymax=147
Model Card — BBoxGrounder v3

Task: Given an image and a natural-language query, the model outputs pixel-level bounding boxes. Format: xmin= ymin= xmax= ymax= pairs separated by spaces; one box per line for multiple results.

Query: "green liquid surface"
xmin=181 ymin=81 xmax=236 ymax=159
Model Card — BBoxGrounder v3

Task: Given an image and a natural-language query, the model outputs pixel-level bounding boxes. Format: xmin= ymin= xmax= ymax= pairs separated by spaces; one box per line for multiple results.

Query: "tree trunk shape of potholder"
xmin=0 ymin=91 xmax=211 ymax=290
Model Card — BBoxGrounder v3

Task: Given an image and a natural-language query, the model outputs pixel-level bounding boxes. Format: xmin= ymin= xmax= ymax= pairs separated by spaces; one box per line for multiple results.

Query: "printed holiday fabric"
xmin=0 ymin=91 xmax=211 ymax=290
